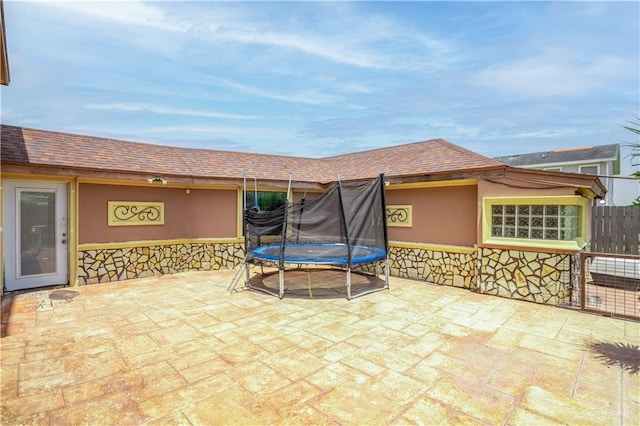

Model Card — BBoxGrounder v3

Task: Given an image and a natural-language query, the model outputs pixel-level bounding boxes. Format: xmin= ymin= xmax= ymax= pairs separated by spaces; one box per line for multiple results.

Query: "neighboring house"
xmin=494 ymin=144 xmax=639 ymax=206
xmin=1 ymin=125 xmax=606 ymax=308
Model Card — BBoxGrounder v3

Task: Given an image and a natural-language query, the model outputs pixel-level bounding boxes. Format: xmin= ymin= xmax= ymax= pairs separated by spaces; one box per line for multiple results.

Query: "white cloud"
xmin=207 ymin=18 xmax=454 ymax=72
xmin=43 ymin=0 xmax=188 ymax=33
xmin=84 ymin=102 xmax=262 ymax=120
xmin=212 ymin=27 xmax=384 ymax=69
xmin=35 ymin=1 xmax=456 ymax=72
xmin=214 ymin=78 xmax=340 ymax=106
xmin=141 ymin=124 xmax=294 ymax=140
xmin=471 ymin=54 xmax=629 ymax=97
xmin=342 ymin=83 xmax=377 ymax=94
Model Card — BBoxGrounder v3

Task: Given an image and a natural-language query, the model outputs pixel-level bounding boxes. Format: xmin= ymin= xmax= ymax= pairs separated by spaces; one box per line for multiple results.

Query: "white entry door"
xmin=3 ymin=181 xmax=69 ymax=291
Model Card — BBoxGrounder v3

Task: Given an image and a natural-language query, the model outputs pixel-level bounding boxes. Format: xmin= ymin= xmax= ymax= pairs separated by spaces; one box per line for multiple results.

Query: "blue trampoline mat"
xmin=249 ymin=242 xmax=386 ymax=265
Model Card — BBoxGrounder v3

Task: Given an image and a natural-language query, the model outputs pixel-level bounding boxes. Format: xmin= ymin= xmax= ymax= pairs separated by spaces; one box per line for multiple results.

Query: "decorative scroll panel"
xmin=108 ymin=201 xmax=164 ymax=226
xmin=386 ymin=205 xmax=412 ymax=227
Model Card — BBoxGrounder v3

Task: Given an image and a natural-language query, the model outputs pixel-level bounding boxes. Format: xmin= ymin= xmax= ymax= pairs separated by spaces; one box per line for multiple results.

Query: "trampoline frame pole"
xmin=253 ymin=177 xmax=259 ymax=209
xmin=379 ymin=173 xmax=390 ymax=291
xmin=242 ymin=172 xmax=249 ymax=287
xmin=279 ymin=269 xmax=284 ymax=299
xmin=243 ymin=171 xmax=247 ymax=211
xmin=347 ymin=267 xmax=352 ymax=300
xmin=384 ymin=255 xmax=390 ymax=288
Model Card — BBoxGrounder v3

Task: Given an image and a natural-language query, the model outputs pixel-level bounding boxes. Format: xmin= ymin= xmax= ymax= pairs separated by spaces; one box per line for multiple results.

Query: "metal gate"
xmin=580 ymin=252 xmax=640 ymax=321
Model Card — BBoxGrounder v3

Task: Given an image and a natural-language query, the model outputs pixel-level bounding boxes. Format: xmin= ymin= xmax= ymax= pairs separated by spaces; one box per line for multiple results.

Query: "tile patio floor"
xmin=1 ymin=269 xmax=639 ymax=425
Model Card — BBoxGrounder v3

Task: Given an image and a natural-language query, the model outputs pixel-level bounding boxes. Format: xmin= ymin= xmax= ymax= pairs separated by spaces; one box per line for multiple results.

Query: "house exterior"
xmin=494 ymin=144 xmax=639 ymax=206
xmin=1 ymin=125 xmax=606 ymax=307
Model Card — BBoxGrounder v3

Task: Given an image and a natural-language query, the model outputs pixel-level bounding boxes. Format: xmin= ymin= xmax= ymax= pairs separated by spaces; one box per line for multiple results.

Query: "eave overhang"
xmin=502 ymin=166 xmax=607 ymax=200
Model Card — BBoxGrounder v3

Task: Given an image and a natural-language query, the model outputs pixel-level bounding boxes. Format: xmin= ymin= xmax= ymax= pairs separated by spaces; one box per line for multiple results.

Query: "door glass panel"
xmin=20 ymin=191 xmax=56 ymax=276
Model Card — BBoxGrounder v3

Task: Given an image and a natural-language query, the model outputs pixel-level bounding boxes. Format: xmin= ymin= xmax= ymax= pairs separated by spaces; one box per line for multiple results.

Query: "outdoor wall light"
xmin=147 ymin=176 xmax=167 ymax=185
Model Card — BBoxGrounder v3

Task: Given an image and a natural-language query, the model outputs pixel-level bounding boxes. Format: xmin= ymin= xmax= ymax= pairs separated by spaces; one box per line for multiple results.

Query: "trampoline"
xmin=248 ymin=243 xmax=387 ymax=265
xmin=231 ymin=173 xmax=390 ymax=300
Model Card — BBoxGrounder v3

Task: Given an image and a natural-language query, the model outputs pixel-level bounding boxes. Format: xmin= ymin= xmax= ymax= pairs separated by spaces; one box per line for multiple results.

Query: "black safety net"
xmin=245 ymin=174 xmax=388 ymax=269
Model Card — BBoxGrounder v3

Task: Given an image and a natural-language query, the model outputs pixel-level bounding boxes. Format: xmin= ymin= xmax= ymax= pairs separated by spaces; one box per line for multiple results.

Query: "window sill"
xmin=482 ymin=237 xmax=586 ymax=252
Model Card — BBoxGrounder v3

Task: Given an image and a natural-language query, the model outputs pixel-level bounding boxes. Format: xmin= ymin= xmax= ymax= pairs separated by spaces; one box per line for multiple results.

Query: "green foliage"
xmin=623 ymin=116 xmax=640 ymax=136
xmin=623 ymin=116 xmax=640 ymax=205
xmin=259 ymin=191 xmax=288 ymax=211
xmin=245 ymin=191 xmax=287 ymax=211
xmin=632 ymin=170 xmax=640 ymax=207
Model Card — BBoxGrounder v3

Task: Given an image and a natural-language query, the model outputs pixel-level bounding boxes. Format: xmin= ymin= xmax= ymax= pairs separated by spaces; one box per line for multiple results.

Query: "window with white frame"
xmin=482 ymin=196 xmax=589 ymax=250
xmin=579 ymin=165 xmax=599 ymax=175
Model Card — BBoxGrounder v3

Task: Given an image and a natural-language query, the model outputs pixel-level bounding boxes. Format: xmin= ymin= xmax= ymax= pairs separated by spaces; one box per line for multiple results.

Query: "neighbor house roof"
xmin=0 ymin=125 xmax=503 ymax=185
xmin=494 ymin=144 xmax=619 ymax=168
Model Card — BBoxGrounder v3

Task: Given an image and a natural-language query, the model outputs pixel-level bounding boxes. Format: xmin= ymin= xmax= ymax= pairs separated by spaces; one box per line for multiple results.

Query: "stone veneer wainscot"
xmin=78 ymin=241 xmax=573 ymax=308
xmin=78 ymin=242 xmax=244 ymax=285
xmin=478 ymin=247 xmax=571 ymax=305
xmin=387 ymin=244 xmax=477 ymax=290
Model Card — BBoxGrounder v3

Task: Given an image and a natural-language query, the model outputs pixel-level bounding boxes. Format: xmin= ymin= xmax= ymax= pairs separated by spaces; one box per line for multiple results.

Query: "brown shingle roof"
xmin=324 ymin=138 xmax=503 ymax=180
xmin=1 ymin=125 xmax=502 ymax=184
xmin=0 ymin=125 xmax=324 ymax=182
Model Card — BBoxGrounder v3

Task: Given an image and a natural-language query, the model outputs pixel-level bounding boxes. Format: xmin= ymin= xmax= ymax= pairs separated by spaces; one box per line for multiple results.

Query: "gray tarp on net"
xmin=245 ymin=174 xmax=388 ymax=270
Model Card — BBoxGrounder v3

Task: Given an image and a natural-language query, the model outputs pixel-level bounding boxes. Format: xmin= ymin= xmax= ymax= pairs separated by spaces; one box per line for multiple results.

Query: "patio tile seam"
xmin=437 ymin=365 xmax=522 ymax=407
xmin=142 ymin=376 xmax=236 ymax=419
xmin=372 ymin=391 xmax=434 ymax=425
xmin=504 ymin=390 xmax=531 ymax=425
xmin=617 ymin=364 xmax=629 ymax=423
xmin=415 ymin=393 xmax=500 ymax=426
xmin=271 ymin=380 xmax=338 ymax=422
xmin=570 ymin=351 xmax=588 ymax=400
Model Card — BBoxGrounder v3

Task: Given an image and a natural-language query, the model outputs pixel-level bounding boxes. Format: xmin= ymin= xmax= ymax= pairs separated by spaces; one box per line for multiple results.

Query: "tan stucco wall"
xmin=79 ymin=184 xmax=238 ymax=243
xmin=386 ymin=185 xmax=477 ymax=246
xmin=477 ymin=178 xmax=573 ymax=199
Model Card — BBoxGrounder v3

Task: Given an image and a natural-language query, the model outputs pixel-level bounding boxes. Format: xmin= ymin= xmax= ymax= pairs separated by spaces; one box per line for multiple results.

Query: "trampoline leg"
xmin=384 ymin=256 xmax=390 ymax=289
xmin=279 ymin=269 xmax=284 ymax=299
xmin=245 ymin=261 xmax=250 ymax=286
xmin=347 ymin=267 xmax=352 ymax=300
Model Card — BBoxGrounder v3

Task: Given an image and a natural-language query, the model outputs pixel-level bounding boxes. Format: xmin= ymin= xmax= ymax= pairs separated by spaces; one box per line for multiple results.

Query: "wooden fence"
xmin=590 ymin=206 xmax=640 ymax=254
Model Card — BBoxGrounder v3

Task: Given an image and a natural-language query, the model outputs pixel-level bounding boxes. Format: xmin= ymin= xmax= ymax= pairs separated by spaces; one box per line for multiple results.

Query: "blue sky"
xmin=1 ymin=1 xmax=639 ymax=160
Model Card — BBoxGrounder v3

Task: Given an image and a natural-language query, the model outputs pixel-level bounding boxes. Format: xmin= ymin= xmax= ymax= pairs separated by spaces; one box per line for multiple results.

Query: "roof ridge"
xmin=431 ymin=138 xmax=502 ymax=163
xmin=320 ymin=138 xmax=448 ymax=160
xmin=177 ymin=143 xmax=323 ymax=161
